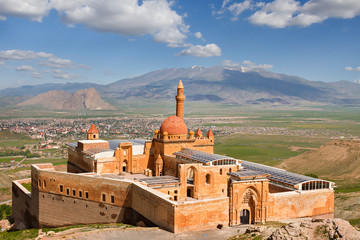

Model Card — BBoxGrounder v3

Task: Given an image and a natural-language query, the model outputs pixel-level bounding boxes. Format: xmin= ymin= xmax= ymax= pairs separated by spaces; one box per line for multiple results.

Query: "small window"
xmin=220 ymin=169 xmax=223 ymax=175
xmin=102 ymin=194 xmax=106 ymax=202
xmin=229 ymin=168 xmax=232 ymax=173
xmin=168 ymin=191 xmax=170 ymax=194
xmin=222 ymin=189 xmax=225 ymax=193
xmin=66 ymin=188 xmax=70 ymax=195
xmin=174 ymin=190 xmax=178 ymax=194
xmin=205 ymin=174 xmax=211 ymax=184
xmin=59 ymin=185 xmax=63 ymax=192
xmin=72 ymin=189 xmax=76 ymax=197
xmin=174 ymin=196 xmax=177 ymax=201
xmin=43 ymin=180 xmax=46 ymax=188
xmin=79 ymin=191 xmax=83 ymax=198
xmin=38 ymin=179 xmax=41 ymax=187
xmin=111 ymin=195 xmax=114 ymax=204
xmin=93 ymin=134 xmax=96 ymax=138
xmin=85 ymin=192 xmax=89 ymax=199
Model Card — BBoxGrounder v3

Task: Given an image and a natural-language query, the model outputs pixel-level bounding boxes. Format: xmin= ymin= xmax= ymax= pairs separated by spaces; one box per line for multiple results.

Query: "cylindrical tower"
xmin=175 ymin=80 xmax=185 ymax=120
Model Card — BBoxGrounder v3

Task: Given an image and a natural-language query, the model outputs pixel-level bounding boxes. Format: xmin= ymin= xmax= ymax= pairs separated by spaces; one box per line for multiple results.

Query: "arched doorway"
xmin=240 ymin=209 xmax=250 ymax=224
xmin=239 ymin=188 xmax=258 ymax=224
xmin=122 ymin=160 xmax=127 ymax=172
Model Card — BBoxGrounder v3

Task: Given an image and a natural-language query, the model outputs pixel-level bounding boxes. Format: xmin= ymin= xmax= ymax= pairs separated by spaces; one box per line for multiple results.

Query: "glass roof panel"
xmin=240 ymin=160 xmax=327 ymax=186
xmin=174 ymin=148 xmax=235 ymax=164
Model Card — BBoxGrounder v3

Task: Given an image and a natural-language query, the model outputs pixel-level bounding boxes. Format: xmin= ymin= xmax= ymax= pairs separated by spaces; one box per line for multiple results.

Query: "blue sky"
xmin=0 ymin=0 xmax=360 ymax=90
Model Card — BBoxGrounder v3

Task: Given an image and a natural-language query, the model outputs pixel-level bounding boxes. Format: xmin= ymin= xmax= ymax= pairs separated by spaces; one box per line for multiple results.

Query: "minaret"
xmin=175 ymin=80 xmax=185 ymax=120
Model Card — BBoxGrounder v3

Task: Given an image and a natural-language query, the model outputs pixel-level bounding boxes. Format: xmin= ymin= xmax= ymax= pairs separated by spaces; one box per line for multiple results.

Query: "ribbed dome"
xmin=160 ymin=115 xmax=187 ymax=135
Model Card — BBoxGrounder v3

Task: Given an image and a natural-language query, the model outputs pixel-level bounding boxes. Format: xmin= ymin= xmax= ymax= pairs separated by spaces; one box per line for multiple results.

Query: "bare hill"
xmin=63 ymin=88 xmax=115 ymax=110
xmin=278 ymin=140 xmax=360 ymax=180
xmin=17 ymin=90 xmax=71 ymax=110
xmin=17 ymin=88 xmax=115 ymax=110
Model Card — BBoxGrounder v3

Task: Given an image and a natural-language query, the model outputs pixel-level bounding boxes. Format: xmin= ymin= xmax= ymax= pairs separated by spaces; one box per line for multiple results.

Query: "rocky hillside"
xmin=17 ymin=90 xmax=71 ymax=110
xmin=278 ymin=140 xmax=360 ymax=180
xmin=17 ymin=88 xmax=115 ymax=110
xmin=235 ymin=218 xmax=360 ymax=240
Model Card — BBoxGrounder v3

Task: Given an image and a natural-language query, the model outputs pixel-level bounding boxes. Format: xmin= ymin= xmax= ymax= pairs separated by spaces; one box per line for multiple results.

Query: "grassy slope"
xmin=215 ymin=134 xmax=329 ymax=166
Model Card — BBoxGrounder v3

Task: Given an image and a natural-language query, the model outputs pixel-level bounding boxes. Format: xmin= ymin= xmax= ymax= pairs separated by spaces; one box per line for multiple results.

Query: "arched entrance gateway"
xmin=230 ymin=186 xmax=264 ymax=226
xmin=240 ymin=189 xmax=257 ymax=224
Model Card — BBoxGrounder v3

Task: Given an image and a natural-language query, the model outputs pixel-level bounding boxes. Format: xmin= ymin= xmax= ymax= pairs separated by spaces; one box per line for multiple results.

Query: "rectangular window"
xmin=38 ymin=179 xmax=41 ymax=187
xmin=102 ymin=194 xmax=106 ymax=202
xmin=174 ymin=196 xmax=177 ymax=201
xmin=79 ymin=190 xmax=83 ymax=198
xmin=66 ymin=188 xmax=70 ymax=195
xmin=174 ymin=190 xmax=178 ymax=194
xmin=72 ymin=189 xmax=76 ymax=197
xmin=85 ymin=191 xmax=89 ymax=199
xmin=111 ymin=195 xmax=114 ymax=204
xmin=59 ymin=185 xmax=63 ymax=192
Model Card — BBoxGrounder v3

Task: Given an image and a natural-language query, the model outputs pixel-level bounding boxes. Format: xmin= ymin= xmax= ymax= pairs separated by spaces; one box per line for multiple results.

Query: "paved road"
xmin=47 ymin=226 xmax=249 ymax=240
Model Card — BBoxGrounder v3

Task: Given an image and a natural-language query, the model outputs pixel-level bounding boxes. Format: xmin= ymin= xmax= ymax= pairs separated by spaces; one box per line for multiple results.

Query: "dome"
xmin=160 ymin=115 xmax=187 ymax=135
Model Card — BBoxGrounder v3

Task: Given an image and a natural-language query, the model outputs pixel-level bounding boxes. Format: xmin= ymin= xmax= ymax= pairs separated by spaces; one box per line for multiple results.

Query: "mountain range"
xmin=2 ymin=66 xmax=360 ymax=107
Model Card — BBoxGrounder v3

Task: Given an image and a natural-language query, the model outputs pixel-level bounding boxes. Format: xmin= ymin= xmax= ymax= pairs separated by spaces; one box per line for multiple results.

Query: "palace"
xmin=12 ymin=81 xmax=334 ymax=233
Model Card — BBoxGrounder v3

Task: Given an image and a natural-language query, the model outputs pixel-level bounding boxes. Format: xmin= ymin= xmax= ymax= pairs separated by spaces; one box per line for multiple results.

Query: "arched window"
xmin=205 ymin=174 xmax=211 ymax=184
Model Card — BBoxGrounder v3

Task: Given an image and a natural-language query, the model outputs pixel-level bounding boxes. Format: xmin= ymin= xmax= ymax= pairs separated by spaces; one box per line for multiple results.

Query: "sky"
xmin=1 ymin=0 xmax=360 ymax=90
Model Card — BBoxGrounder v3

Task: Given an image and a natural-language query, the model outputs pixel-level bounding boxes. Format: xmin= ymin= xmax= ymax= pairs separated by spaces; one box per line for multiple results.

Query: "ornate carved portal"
xmin=230 ymin=187 xmax=262 ymax=226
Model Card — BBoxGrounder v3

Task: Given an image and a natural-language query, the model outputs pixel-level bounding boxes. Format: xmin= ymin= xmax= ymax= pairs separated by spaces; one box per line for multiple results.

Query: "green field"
xmin=0 ymin=157 xmax=24 ymax=163
xmin=0 ymin=130 xmax=38 ymax=148
xmin=22 ymin=158 xmax=67 ymax=166
xmin=215 ymin=134 xmax=329 ymax=166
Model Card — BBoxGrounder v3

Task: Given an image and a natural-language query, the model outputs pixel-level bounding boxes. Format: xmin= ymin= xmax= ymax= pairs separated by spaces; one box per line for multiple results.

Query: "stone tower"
xmin=87 ymin=124 xmax=99 ymax=140
xmin=175 ymin=80 xmax=185 ymax=120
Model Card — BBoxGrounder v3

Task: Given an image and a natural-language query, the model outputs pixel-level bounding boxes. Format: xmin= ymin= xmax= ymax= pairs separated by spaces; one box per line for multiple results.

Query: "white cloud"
xmin=51 ymin=0 xmax=188 ymax=46
xmin=40 ymin=57 xmax=89 ymax=69
xmin=0 ymin=50 xmax=53 ymax=60
xmin=31 ymin=72 xmax=43 ymax=78
xmin=354 ymin=79 xmax=360 ymax=84
xmin=0 ymin=0 xmax=51 ymax=21
xmin=194 ymin=32 xmax=203 ymax=39
xmin=222 ymin=59 xmax=273 ymax=71
xmin=53 ymin=69 xmax=79 ymax=79
xmin=218 ymin=0 xmax=360 ymax=28
xmin=16 ymin=65 xmax=34 ymax=71
xmin=177 ymin=43 xmax=221 ymax=57
xmin=0 ymin=0 xmax=189 ymax=46
xmin=242 ymin=60 xmax=273 ymax=70
xmin=222 ymin=60 xmax=241 ymax=68
xmin=228 ymin=0 xmax=252 ymax=20
xmin=345 ymin=66 xmax=360 ymax=72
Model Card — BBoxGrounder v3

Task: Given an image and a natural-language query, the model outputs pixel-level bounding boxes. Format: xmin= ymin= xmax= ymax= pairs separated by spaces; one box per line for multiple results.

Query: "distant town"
xmin=0 ymin=116 xmax=355 ymax=142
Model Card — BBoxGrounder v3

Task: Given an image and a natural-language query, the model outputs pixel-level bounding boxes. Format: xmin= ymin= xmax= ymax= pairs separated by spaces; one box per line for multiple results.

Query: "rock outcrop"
xmin=244 ymin=218 xmax=360 ymax=240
